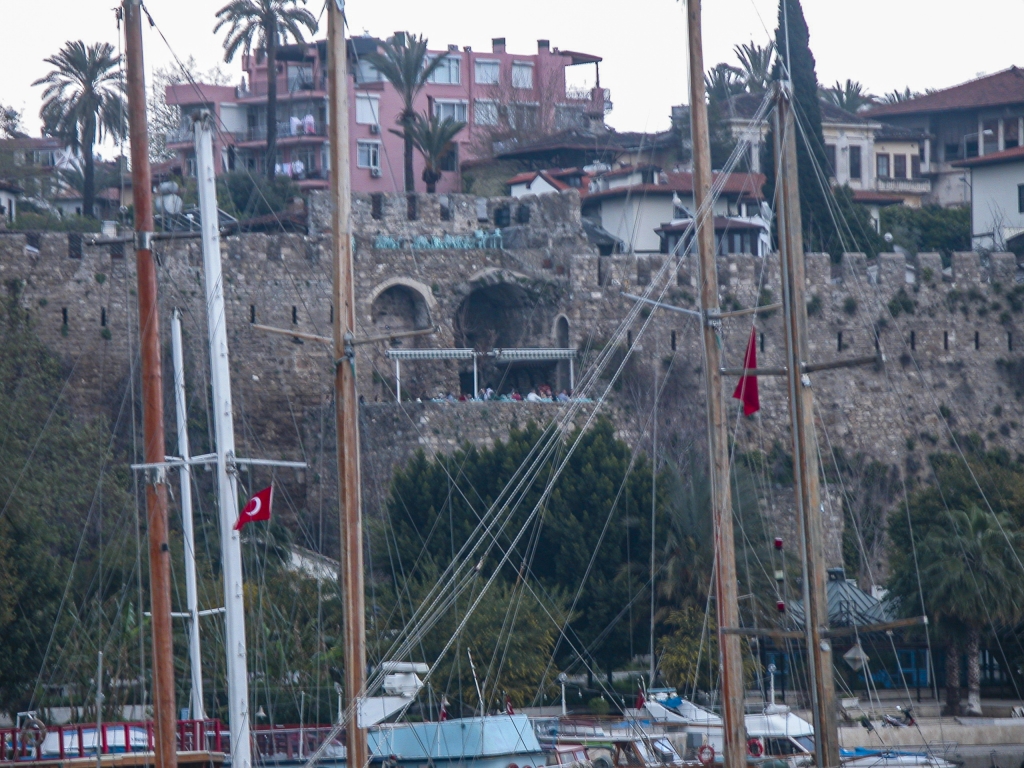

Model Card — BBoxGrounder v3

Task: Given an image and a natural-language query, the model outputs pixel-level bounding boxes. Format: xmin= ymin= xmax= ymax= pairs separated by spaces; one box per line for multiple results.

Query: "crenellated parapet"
xmin=3 ymin=190 xmax=1024 ymax=576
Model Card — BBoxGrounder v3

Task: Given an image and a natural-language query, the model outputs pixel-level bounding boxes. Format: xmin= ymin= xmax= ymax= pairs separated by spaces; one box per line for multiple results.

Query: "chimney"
xmin=492 ymin=37 xmax=506 ymax=54
xmin=393 ymin=31 xmax=406 ymax=46
xmin=448 ymin=44 xmax=458 ymax=52
xmin=537 ymin=39 xmax=550 ymax=54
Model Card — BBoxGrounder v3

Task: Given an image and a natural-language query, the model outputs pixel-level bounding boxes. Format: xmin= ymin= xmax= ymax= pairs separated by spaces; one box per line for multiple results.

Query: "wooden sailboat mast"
xmin=684 ymin=3 xmax=746 ymax=767
xmin=773 ymin=85 xmax=840 ymax=768
xmin=327 ymin=3 xmax=369 ymax=768
xmin=122 ymin=3 xmax=178 ymax=768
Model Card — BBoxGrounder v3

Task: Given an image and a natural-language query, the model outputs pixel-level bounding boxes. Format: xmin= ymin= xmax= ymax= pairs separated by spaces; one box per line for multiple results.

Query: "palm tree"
xmin=704 ymin=63 xmax=746 ymax=106
xmin=1 ymin=103 xmax=24 ymax=139
xmin=733 ymin=41 xmax=775 ymax=95
xmin=214 ymin=0 xmax=318 ymax=180
xmin=914 ymin=506 xmax=1024 ymax=715
xmin=364 ymin=33 xmax=446 ymax=192
xmin=823 ymin=79 xmax=875 ymax=114
xmin=882 ymin=86 xmax=918 ymax=104
xmin=408 ymin=112 xmax=465 ymax=193
xmin=33 ymin=41 xmax=126 ymax=219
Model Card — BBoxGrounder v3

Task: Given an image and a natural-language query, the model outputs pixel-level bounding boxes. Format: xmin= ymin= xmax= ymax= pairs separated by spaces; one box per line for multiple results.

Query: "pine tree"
xmin=377 ymin=419 xmax=658 ymax=678
xmin=762 ymin=0 xmax=882 ymax=259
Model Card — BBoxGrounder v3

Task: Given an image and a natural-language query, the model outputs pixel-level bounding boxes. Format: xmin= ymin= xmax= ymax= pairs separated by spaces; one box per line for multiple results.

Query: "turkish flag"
xmin=234 ymin=485 xmax=273 ymax=531
xmin=505 ymin=694 xmax=515 ymax=716
xmin=732 ymin=328 xmax=760 ymax=416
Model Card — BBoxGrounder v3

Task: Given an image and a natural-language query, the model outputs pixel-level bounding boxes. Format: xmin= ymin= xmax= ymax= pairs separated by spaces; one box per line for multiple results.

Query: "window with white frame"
xmin=474 ymin=99 xmax=499 ymax=126
xmin=427 ymin=54 xmax=461 ymax=85
xmin=512 ymin=62 xmax=534 ymax=89
xmin=876 ymin=153 xmax=890 ymax=179
xmin=475 ymin=60 xmax=500 ymax=85
xmin=434 ymin=100 xmax=468 ymax=123
xmin=357 ymin=140 xmax=380 ymax=169
xmin=355 ymin=94 xmax=380 ymax=125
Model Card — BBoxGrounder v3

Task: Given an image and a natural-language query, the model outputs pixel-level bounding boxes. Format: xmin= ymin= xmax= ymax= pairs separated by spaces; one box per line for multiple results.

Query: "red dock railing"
xmin=0 ymin=720 xmax=349 ymax=763
xmin=0 ymin=719 xmax=224 ymax=762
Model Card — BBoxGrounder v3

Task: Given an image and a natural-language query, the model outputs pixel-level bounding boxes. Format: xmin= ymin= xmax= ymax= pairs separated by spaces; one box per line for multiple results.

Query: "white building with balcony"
xmin=865 ymin=67 xmax=1024 ymax=207
xmin=955 ymin=145 xmax=1024 ymax=251
xmin=719 ymin=93 xmax=931 ymax=214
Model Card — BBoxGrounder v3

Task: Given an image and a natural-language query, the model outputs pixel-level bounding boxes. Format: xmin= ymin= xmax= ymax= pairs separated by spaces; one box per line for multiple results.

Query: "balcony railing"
xmin=876 ymin=177 xmax=932 ymax=194
xmin=239 ymin=76 xmax=327 ymax=98
xmin=166 ymin=126 xmax=246 ymax=146
xmin=245 ymin=121 xmax=327 ymax=142
xmin=165 ymin=126 xmax=194 ymax=145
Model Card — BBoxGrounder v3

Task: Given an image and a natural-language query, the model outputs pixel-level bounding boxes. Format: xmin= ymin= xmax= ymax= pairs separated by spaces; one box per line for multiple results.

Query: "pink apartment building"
xmin=165 ymin=35 xmax=605 ymax=194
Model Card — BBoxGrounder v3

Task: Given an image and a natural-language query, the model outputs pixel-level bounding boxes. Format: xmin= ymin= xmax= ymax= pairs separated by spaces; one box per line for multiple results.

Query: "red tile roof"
xmin=582 ymin=170 xmax=765 ymax=201
xmin=507 ymin=171 xmax=540 ymax=185
xmin=865 ymin=67 xmax=1024 ymax=117
xmin=506 ymin=170 xmax=571 ymax=191
xmin=952 ymin=144 xmax=1024 ymax=168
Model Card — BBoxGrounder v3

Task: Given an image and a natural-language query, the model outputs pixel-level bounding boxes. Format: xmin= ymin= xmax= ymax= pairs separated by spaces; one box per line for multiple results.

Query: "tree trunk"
xmin=943 ymin=641 xmax=961 ymax=717
xmin=966 ymin=626 xmax=982 ymax=715
xmin=83 ymin=117 xmax=96 ymax=219
xmin=424 ymin=168 xmax=438 ymax=193
xmin=265 ymin=25 xmax=278 ymax=180
xmin=403 ymin=115 xmax=415 ymax=193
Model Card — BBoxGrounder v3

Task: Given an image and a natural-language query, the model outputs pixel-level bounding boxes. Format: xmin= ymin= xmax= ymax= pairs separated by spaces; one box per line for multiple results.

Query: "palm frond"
xmin=408 ymin=112 xmax=465 ymax=169
xmin=364 ymin=32 xmax=446 ymax=117
xmin=34 ymin=40 xmax=126 ymax=150
xmin=733 ymin=40 xmax=775 ymax=94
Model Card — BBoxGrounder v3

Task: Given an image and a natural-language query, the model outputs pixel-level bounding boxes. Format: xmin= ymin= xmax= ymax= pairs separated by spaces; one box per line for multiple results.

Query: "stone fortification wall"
xmin=2 ymin=190 xmax=1022 ymax=577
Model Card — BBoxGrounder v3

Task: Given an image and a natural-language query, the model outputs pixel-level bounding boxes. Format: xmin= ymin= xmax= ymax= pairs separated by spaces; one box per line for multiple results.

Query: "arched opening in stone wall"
xmin=454 ymin=281 xmax=557 ymax=395
xmin=371 ymin=284 xmax=432 ymax=332
xmin=370 ymin=283 xmax=433 ymax=400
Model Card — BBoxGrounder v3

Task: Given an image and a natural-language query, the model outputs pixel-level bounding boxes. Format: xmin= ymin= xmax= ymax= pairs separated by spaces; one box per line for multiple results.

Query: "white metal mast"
xmin=194 ymin=113 xmax=251 ymax=768
xmin=171 ymin=309 xmax=206 ymax=721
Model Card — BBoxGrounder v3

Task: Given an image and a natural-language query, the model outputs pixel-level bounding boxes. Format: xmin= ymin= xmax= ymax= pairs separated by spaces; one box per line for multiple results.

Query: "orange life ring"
xmin=747 ymin=737 xmax=764 ymax=758
xmin=697 ymin=744 xmax=715 ymax=765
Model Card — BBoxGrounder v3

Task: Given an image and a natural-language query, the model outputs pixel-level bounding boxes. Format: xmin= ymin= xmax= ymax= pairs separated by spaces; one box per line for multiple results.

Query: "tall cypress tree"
xmin=762 ymin=0 xmax=881 ymax=259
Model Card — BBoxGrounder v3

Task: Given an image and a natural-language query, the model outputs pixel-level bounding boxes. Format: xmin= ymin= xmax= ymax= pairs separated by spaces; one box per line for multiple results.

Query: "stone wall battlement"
xmin=3 ymin=191 xmax=1024 ymax=583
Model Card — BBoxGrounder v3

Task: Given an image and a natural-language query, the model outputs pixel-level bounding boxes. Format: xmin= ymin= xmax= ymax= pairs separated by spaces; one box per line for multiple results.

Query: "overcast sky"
xmin=2 ymin=0 xmax=1022 ymax=148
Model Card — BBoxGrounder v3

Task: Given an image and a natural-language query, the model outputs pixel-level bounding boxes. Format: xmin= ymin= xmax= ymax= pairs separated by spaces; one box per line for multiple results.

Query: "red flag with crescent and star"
xmin=732 ymin=327 xmax=760 ymax=416
xmin=234 ymin=485 xmax=273 ymax=531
